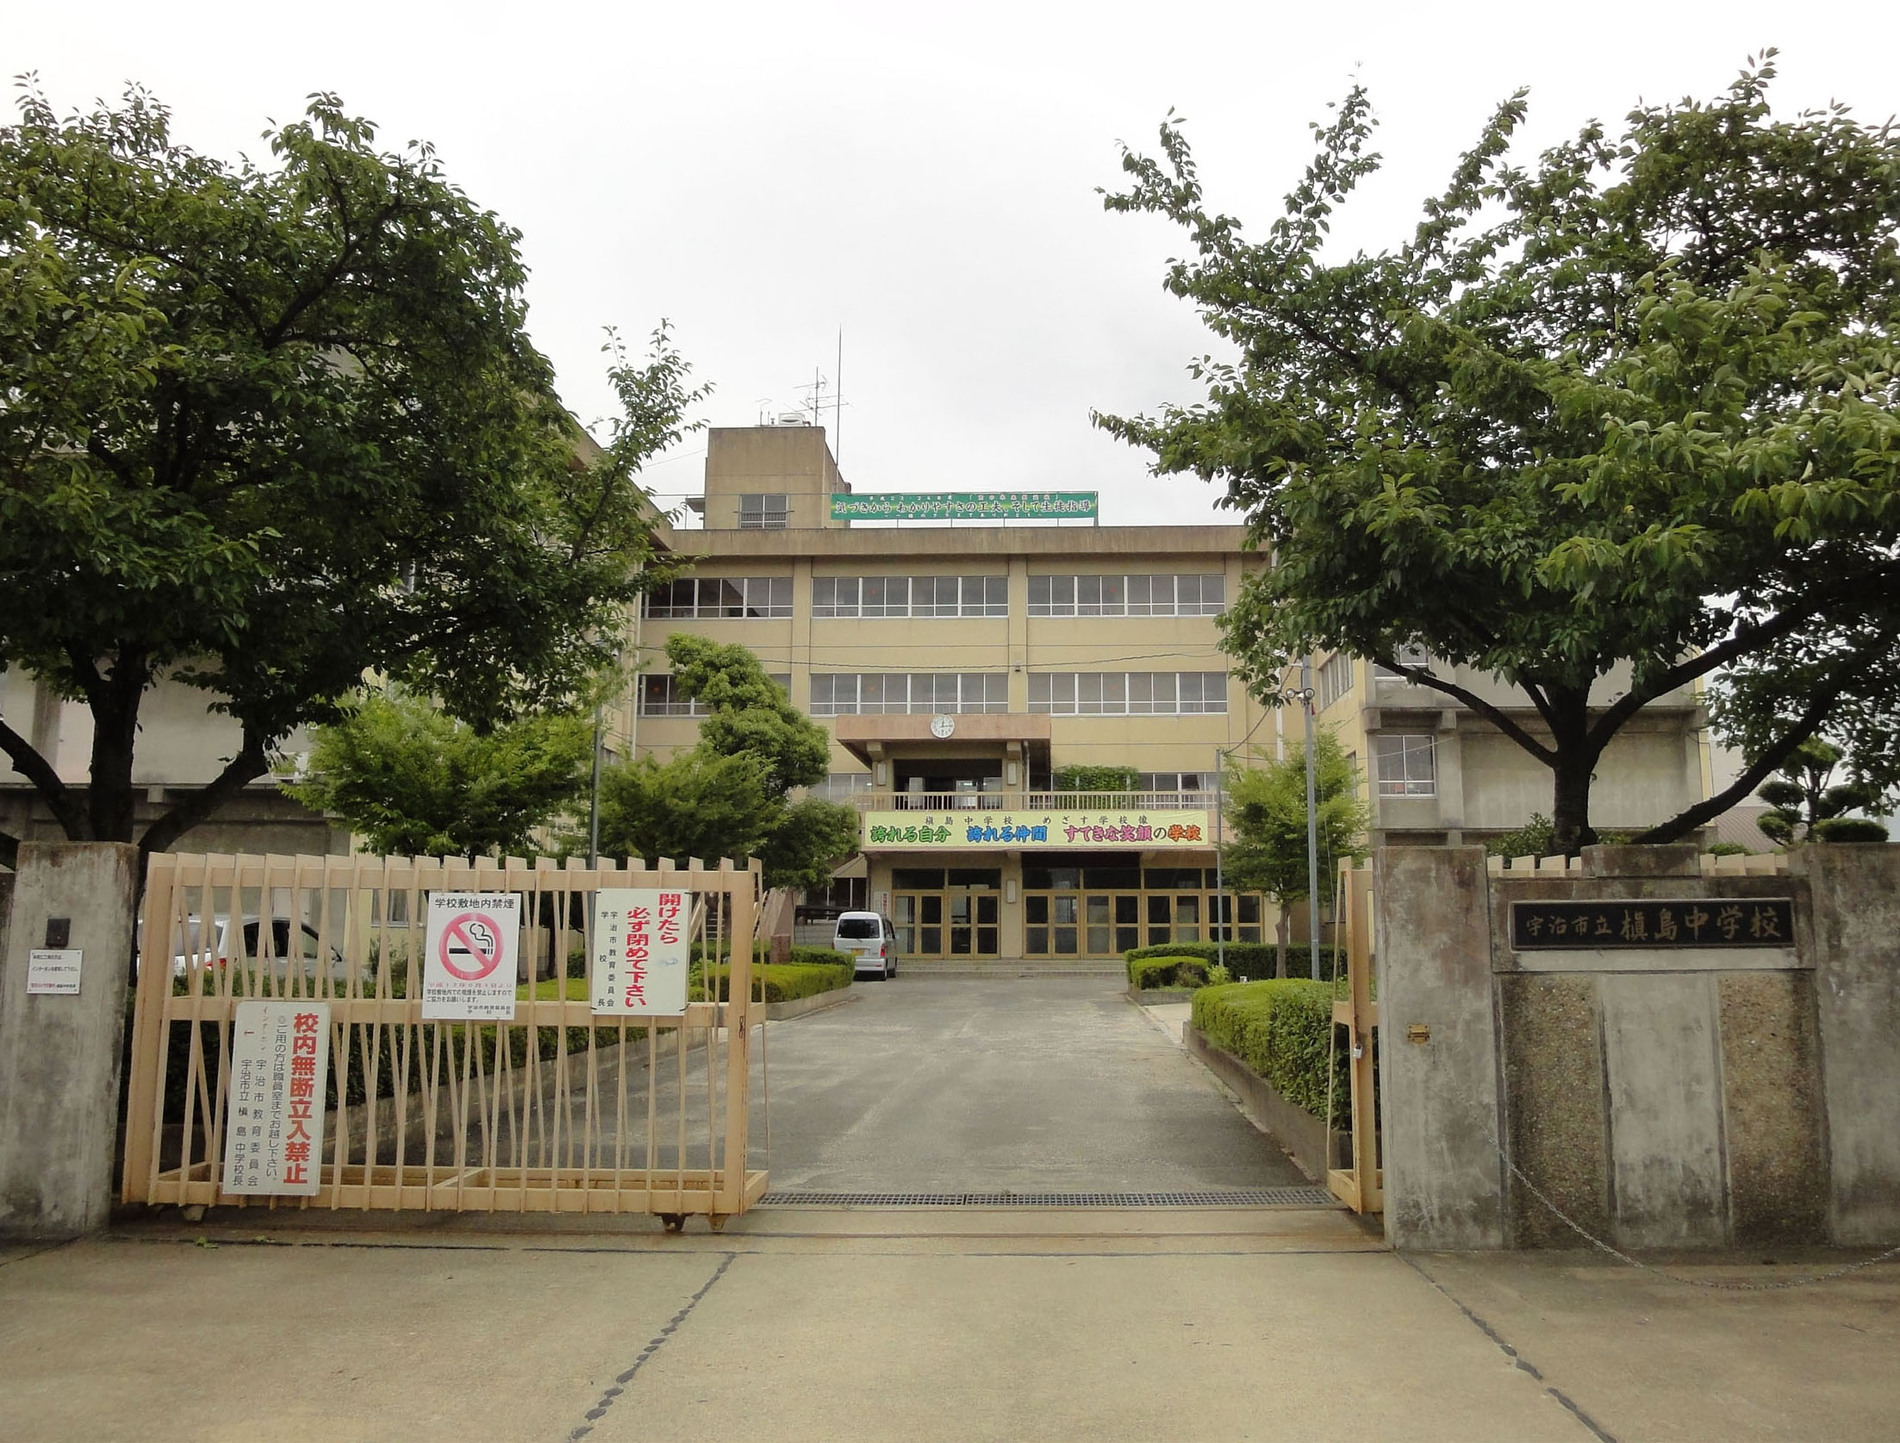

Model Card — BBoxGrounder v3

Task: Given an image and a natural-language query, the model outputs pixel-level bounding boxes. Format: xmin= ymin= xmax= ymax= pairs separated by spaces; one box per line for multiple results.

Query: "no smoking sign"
xmin=423 ymin=893 xmax=521 ymax=1020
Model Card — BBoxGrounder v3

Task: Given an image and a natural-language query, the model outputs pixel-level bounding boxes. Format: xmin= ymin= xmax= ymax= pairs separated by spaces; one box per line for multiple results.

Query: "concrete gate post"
xmin=1802 ymin=844 xmax=1900 ymax=1244
xmin=0 ymin=842 xmax=141 ymax=1238
xmin=1375 ymin=846 xmax=1507 ymax=1249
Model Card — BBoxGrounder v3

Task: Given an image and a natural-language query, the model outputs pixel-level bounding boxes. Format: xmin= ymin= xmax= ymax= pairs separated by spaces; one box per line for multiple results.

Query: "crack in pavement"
xmin=566 ymin=1251 xmax=736 ymax=1441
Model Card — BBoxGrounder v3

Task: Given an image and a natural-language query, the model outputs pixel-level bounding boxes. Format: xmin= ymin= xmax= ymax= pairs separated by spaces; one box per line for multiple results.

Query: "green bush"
xmin=788 ymin=946 xmax=854 ymax=968
xmin=1128 ymin=955 xmax=1209 ymax=990
xmin=707 ymin=961 xmax=853 ymax=1003
xmin=1124 ymin=940 xmax=1345 ymax=984
xmin=1191 ymin=980 xmax=1353 ymax=1127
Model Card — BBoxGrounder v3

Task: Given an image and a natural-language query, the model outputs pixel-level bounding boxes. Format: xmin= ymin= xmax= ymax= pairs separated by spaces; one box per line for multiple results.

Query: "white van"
xmin=833 ymin=911 xmax=899 ymax=980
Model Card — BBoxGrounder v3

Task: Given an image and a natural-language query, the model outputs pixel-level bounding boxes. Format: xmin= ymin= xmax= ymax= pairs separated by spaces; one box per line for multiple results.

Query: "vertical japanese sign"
xmin=422 ymin=893 xmax=521 ymax=1020
xmin=222 ymin=1000 xmax=329 ymax=1197
xmin=591 ymin=889 xmax=689 ymax=1015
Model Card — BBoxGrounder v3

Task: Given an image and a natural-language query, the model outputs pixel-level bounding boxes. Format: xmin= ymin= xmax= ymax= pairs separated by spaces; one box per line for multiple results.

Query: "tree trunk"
xmin=1549 ymin=752 xmax=1597 ymax=855
xmin=86 ymin=691 xmax=141 ymax=844
xmin=1274 ymin=908 xmax=1289 ymax=979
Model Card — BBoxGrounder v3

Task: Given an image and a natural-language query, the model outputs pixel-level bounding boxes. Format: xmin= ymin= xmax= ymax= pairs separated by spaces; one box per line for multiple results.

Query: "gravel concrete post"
xmin=1802 ymin=844 xmax=1900 ymax=1244
xmin=1375 ymin=845 xmax=1506 ymax=1249
xmin=0 ymin=842 xmax=141 ymax=1238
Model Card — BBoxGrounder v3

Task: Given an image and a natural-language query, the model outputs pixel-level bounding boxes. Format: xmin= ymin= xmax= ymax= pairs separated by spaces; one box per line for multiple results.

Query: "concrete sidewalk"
xmin=3 ymin=1212 xmax=1895 ymax=1442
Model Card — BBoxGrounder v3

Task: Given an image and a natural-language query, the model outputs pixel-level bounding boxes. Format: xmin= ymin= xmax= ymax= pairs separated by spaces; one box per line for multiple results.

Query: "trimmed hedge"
xmin=1129 ymin=955 xmax=1210 ymax=990
xmin=708 ymin=961 xmax=854 ymax=1003
xmin=1191 ymin=980 xmax=1352 ymax=1127
xmin=1124 ymin=941 xmax=1346 ymax=986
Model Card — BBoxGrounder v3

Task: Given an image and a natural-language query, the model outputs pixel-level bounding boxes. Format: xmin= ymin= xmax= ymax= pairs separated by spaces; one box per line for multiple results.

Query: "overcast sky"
xmin=8 ymin=3 xmax=1897 ymax=526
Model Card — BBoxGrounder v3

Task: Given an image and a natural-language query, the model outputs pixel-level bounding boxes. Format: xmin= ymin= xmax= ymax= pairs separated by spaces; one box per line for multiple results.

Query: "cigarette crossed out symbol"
xmin=439 ymin=913 xmax=502 ymax=981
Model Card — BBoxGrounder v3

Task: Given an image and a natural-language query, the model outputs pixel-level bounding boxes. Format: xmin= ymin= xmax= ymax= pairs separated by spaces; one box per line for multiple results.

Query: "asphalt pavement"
xmin=750 ymin=976 xmax=1310 ymax=1193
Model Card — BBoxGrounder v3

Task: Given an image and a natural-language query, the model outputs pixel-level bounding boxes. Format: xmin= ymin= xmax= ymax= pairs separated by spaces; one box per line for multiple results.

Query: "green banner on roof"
xmin=830 ymin=492 xmax=1098 ymax=521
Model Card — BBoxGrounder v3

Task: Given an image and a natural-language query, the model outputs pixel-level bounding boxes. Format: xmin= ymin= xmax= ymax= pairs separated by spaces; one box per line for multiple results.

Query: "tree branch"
xmin=1632 ymin=669 xmax=1855 ymax=845
xmin=0 ymin=709 xmax=90 ymax=839
xmin=136 ymin=728 xmax=273 ymax=857
xmin=1586 ymin=563 xmax=1900 ymax=752
xmin=1371 ymin=655 xmax=1559 ymax=764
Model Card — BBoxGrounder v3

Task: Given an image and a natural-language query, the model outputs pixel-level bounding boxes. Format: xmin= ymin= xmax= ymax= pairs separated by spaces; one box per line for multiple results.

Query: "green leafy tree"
xmin=598 ymin=636 xmax=858 ymax=888
xmin=1220 ymin=731 xmax=1369 ymax=975
xmin=0 ymin=84 xmax=703 ymax=868
xmin=597 ymin=750 xmax=783 ymax=869
xmin=284 ymin=691 xmax=591 ymax=859
xmin=1755 ymin=738 xmax=1888 ymax=845
xmin=1053 ymin=764 xmax=1142 ymax=792
xmin=1100 ymin=56 xmax=1900 ymax=853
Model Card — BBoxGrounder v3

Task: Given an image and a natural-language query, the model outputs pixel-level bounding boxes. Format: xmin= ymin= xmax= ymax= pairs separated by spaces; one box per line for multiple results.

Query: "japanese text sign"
xmin=422 ymin=893 xmax=521 ymax=1020
xmin=862 ymin=809 xmax=1209 ymax=851
xmin=1510 ymin=898 xmax=1794 ymax=950
xmin=591 ymin=889 xmax=689 ymax=1015
xmin=27 ymin=949 xmax=82 ymax=995
xmin=222 ymin=1000 xmax=329 ymax=1196
xmin=830 ymin=491 xmax=1097 ymax=522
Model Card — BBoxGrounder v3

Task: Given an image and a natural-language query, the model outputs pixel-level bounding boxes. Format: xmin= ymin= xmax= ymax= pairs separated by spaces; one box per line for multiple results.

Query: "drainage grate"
xmin=758 ymin=1188 xmax=1337 ymax=1208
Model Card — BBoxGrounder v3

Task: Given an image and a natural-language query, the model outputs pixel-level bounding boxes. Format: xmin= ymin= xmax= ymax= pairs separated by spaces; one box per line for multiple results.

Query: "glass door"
xmin=894 ymin=893 xmax=945 ymax=957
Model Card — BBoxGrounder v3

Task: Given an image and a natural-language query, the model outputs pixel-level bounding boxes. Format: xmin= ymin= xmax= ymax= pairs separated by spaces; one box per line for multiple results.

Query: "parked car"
xmin=833 ymin=911 xmax=899 ymax=980
xmin=171 ymin=916 xmax=347 ymax=981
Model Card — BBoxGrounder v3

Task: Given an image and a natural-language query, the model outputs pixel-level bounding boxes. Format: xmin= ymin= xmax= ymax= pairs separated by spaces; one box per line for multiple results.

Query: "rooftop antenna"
xmin=797 ymin=350 xmax=848 ymax=452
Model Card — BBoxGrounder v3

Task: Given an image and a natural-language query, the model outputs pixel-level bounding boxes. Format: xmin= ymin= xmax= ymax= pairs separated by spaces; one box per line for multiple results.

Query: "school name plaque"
xmin=1510 ymin=898 xmax=1794 ymax=950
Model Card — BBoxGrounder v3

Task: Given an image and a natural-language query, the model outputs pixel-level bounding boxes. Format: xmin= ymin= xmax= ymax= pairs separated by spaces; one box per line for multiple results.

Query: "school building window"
xmin=737 ymin=493 xmax=789 ymax=529
xmin=809 ymin=673 xmax=1010 ymax=716
xmin=811 ymin=575 xmax=1009 ymax=618
xmin=1373 ymin=644 xmax=1433 ymax=678
xmin=1027 ymin=573 xmax=1224 ymax=617
xmin=1315 ymin=653 xmax=1355 ymax=712
xmin=1028 ymin=672 xmax=1228 ymax=715
xmin=641 ymin=672 xmax=789 ymax=715
xmin=644 ymin=576 xmax=792 ymax=619
xmin=1374 ymin=733 xmax=1437 ymax=796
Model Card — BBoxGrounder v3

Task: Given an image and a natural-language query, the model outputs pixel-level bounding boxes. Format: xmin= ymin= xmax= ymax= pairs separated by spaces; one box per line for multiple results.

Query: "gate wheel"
xmin=659 ymin=1212 xmax=686 ymax=1233
xmin=707 ymin=1213 xmax=728 ymax=1233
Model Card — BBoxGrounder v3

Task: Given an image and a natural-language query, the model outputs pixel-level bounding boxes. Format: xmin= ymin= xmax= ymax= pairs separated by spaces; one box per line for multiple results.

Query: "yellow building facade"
xmin=636 ymin=425 xmax=1272 ymax=960
xmin=636 ymin=424 xmax=1713 ymax=960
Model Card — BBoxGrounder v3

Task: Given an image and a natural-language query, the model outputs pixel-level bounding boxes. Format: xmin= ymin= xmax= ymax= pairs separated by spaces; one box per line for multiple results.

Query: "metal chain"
xmin=1484 ymin=1122 xmax=1900 ymax=1291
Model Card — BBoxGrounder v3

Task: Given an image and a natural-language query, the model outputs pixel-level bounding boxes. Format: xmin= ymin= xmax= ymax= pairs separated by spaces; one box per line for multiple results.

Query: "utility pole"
xmin=1279 ymin=660 xmax=1322 ymax=981
xmin=1302 ymin=657 xmax=1321 ymax=981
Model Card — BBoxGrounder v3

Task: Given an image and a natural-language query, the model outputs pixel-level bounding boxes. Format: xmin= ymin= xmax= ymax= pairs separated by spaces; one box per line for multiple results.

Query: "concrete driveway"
xmin=752 ymin=977 xmax=1311 ymax=1193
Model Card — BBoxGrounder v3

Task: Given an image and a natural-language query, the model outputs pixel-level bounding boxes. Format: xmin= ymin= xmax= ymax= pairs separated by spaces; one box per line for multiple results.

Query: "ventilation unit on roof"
xmin=776 ymin=412 xmax=809 ymax=426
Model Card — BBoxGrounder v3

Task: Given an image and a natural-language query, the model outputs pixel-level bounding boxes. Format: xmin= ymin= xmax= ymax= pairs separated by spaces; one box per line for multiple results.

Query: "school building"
xmin=635 ymin=424 xmax=1715 ymax=960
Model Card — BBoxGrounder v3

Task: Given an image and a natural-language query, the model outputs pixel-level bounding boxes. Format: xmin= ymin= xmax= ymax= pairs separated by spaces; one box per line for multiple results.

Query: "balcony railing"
xmin=846 ymin=791 xmax=1219 ymax=814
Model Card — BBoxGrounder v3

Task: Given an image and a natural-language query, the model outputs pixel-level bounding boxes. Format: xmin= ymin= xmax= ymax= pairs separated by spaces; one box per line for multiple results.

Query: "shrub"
xmin=706 ymin=961 xmax=853 ymax=1003
xmin=788 ymin=946 xmax=854 ymax=968
xmin=1191 ymin=980 xmax=1353 ymax=1127
xmin=1705 ymin=841 xmax=1752 ymax=857
xmin=1124 ymin=940 xmax=1345 ymax=984
xmin=1813 ymin=817 xmax=1889 ymax=843
xmin=1128 ymin=955 xmax=1209 ymax=990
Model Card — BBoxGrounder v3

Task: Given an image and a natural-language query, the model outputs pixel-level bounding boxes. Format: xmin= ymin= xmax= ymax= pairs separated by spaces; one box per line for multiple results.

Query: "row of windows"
xmin=813 ymin=575 xmax=1008 ymax=618
xmin=1316 ymin=653 xmax=1354 ymax=712
xmin=644 ymin=577 xmax=793 ymax=619
xmin=643 ymin=571 xmax=1226 ymax=621
xmin=638 ymin=672 xmax=791 ymax=716
xmin=1028 ymin=574 xmax=1224 ymax=617
xmin=809 ymin=673 xmax=1010 ymax=716
xmin=1028 ymin=673 xmax=1228 ymax=715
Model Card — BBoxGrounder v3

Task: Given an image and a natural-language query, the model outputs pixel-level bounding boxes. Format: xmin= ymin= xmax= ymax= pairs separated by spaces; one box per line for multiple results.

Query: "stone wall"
xmin=1376 ymin=843 xmax=1900 ymax=1251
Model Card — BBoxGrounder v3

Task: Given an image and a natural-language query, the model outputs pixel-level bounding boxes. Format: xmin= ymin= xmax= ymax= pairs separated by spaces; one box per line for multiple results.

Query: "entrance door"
xmin=894 ymin=893 xmax=943 ymax=957
xmin=949 ymin=893 xmax=1000 ymax=955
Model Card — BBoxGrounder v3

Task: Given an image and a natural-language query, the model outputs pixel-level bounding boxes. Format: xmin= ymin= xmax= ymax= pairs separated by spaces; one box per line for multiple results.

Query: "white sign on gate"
xmin=590 ymin=889 xmax=689 ymax=1015
xmin=422 ymin=893 xmax=521 ymax=1020
xmin=222 ymin=999 xmax=330 ymax=1196
xmin=27 ymin=948 xmax=82 ymax=995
